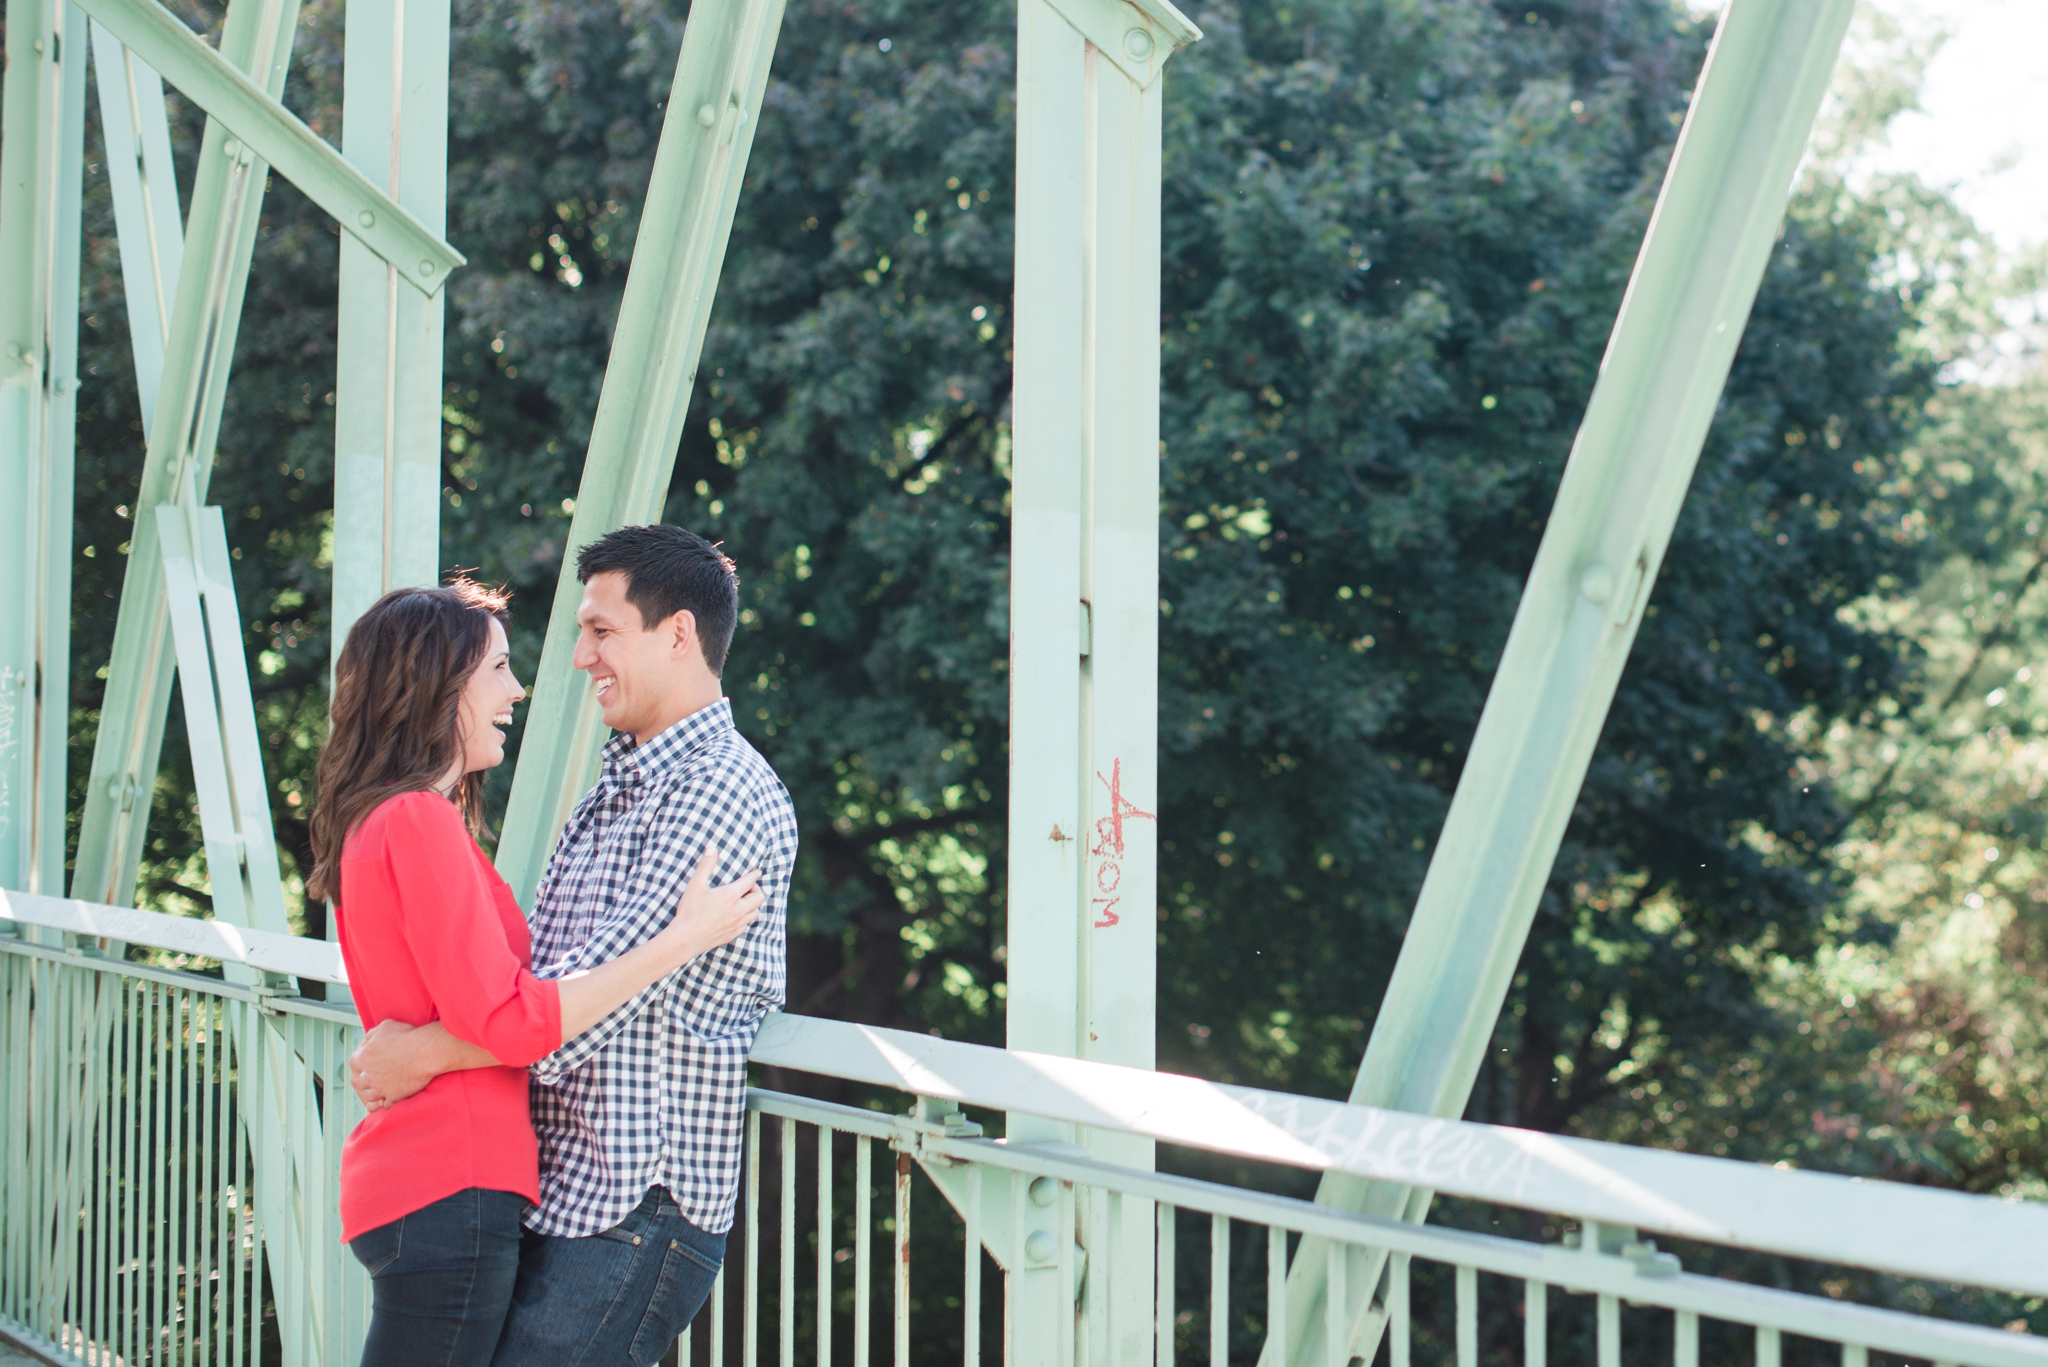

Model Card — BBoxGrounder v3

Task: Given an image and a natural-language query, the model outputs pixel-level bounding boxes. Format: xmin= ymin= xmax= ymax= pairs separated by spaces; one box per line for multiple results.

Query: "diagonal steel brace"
xmin=70 ymin=0 xmax=463 ymax=293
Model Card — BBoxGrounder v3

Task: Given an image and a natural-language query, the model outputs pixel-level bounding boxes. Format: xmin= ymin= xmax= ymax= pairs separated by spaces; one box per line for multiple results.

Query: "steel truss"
xmin=0 ymin=0 xmax=1852 ymax=1362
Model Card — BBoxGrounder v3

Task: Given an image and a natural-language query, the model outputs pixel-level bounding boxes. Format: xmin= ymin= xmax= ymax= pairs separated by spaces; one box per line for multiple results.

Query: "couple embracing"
xmin=305 ymin=524 xmax=795 ymax=1366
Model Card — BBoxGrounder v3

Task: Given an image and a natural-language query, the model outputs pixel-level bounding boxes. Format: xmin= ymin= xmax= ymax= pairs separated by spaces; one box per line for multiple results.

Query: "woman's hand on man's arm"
xmin=348 ymin=1019 xmax=501 ymax=1111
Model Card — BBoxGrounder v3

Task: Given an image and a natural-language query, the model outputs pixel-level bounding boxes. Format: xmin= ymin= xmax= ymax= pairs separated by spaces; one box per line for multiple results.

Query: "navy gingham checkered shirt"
xmin=523 ymin=699 xmax=796 ymax=1237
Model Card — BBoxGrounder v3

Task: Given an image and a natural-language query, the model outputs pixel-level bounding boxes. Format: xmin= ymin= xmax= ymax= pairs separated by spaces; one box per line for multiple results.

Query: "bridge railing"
xmin=5 ymin=887 xmax=2047 ymax=1367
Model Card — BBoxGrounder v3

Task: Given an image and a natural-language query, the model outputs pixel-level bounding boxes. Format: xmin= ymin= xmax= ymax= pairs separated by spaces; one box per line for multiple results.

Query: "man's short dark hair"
xmin=577 ymin=524 xmax=740 ymax=674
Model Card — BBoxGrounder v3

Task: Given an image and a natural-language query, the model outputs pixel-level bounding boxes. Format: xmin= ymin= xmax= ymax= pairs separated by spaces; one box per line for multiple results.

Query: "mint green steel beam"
xmin=0 ymin=0 xmax=86 ymax=903
xmin=156 ymin=504 xmax=292 ymax=939
xmin=33 ymin=6 xmax=86 ymax=906
xmin=1001 ymin=0 xmax=1196 ymax=1361
xmin=1269 ymin=2 xmax=1856 ymax=1363
xmin=69 ymin=0 xmax=303 ymax=909
xmin=496 ymin=0 xmax=786 ymax=903
xmin=330 ymin=0 xmax=452 ymax=667
xmin=70 ymin=0 xmax=464 ymax=292
xmin=89 ymin=20 xmax=184 ymax=428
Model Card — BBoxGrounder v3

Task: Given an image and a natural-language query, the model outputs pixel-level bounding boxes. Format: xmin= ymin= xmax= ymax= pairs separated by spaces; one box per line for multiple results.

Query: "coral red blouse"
xmin=333 ymin=791 xmax=562 ymax=1242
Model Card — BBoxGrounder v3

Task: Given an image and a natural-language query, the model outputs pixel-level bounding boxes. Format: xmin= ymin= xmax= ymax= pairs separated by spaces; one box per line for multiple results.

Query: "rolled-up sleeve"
xmin=384 ymin=794 xmax=562 ymax=1066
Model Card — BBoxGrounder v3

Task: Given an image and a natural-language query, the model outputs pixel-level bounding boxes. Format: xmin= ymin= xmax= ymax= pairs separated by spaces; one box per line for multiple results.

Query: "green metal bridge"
xmin=2 ymin=0 xmax=2044 ymax=1363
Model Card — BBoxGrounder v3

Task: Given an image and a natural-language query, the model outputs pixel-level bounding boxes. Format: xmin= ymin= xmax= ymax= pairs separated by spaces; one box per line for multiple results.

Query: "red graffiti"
xmin=1091 ymin=759 xmax=1155 ymax=927
xmin=1090 ymin=759 xmax=1156 ymax=859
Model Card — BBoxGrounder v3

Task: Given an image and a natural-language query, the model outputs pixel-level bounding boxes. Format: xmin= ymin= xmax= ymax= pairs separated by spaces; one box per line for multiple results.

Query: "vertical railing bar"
xmin=1390 ymin=1251 xmax=1410 ymax=1367
xmin=1675 ymin=1309 xmax=1699 ymax=1367
xmin=47 ymin=965 xmax=64 ymax=1344
xmin=172 ymin=987 xmax=190 ymax=1367
xmin=745 ymin=1108 xmax=761 ymax=1367
xmin=0 ymin=961 xmax=13 ymax=1329
xmin=818 ymin=1124 xmax=834 ymax=1367
xmin=158 ymin=980 xmax=176 ymax=1362
xmin=11 ymin=959 xmax=28 ymax=1338
xmin=1210 ymin=1213 xmax=1229 ymax=1367
xmin=1055 ymin=1179 xmax=1074 ymax=1367
xmin=26 ymin=965 xmax=43 ymax=1335
xmin=173 ymin=988 xmax=190 ymax=1367
xmin=138 ymin=980 xmax=154 ymax=1360
xmin=1088 ymin=1186 xmax=1110 ymax=1358
xmin=1598 ymin=1293 xmax=1622 ymax=1367
xmin=9 ymin=961 xmax=24 ymax=1330
xmin=196 ymin=993 xmax=215 ymax=1367
xmin=1324 ymin=1242 xmax=1345 ymax=1367
xmin=1008 ymin=1170 xmax=1025 ymax=1366
xmin=21 ymin=962 xmax=39 ymax=1335
xmin=963 ymin=1155 xmax=980 ymax=1367
xmin=230 ymin=1001 xmax=248 ymax=1367
xmin=125 ymin=978 xmax=143 ymax=1367
xmin=893 ymin=1152 xmax=911 ymax=1367
xmin=1156 ymin=1203 xmax=1175 ymax=1367
xmin=854 ymin=1136 xmax=871 ymax=1367
xmin=1265 ymin=1225 xmax=1286 ymax=1365
xmin=781 ymin=1116 xmax=797 ymax=1367
xmin=1526 ymin=1280 xmax=1549 ymax=1367
xmin=6 ymin=959 xmax=22 ymax=1331
xmin=99 ymin=973 xmax=116 ymax=1365
xmin=33 ymin=965 xmax=58 ymax=1340
xmin=711 ymin=1263 xmax=726 ymax=1367
xmin=320 ymin=1019 xmax=343 ymax=1365
xmin=290 ymin=1014 xmax=313 ymax=1356
xmin=22 ymin=964 xmax=41 ymax=1335
xmin=1756 ymin=1325 xmax=1782 ymax=1367
xmin=1456 ymin=1263 xmax=1477 ymax=1367
xmin=54 ymin=972 xmax=76 ymax=1346
xmin=1841 ymin=1344 xmax=1868 ymax=1367
xmin=218 ymin=994 xmax=238 ymax=1367
xmin=89 ymin=975 xmax=109 ymax=1362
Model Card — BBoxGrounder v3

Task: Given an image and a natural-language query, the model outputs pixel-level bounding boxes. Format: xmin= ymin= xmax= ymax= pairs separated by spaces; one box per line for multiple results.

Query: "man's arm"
xmin=529 ymin=785 xmax=773 ymax=1082
xmin=351 ymin=853 xmax=763 ymax=1107
xmin=349 ymin=1020 xmax=497 ymax=1110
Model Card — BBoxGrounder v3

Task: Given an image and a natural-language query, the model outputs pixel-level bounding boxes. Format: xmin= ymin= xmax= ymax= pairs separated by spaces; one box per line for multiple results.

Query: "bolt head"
xmin=419 ymin=260 xmax=435 ymax=276
xmin=1028 ymin=1176 xmax=1056 ymax=1208
xmin=1579 ymin=563 xmax=1614 ymax=605
xmin=1025 ymin=1230 xmax=1055 ymax=1264
xmin=358 ymin=210 xmax=375 ymax=228
xmin=1123 ymin=27 xmax=1155 ymax=60
xmin=697 ymin=104 xmax=718 ymax=128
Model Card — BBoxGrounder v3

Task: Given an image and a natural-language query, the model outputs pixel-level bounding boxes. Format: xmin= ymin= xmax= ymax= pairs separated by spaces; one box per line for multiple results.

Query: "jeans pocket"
xmin=671 ymin=1238 xmax=720 ymax=1275
xmin=349 ymin=1218 xmax=404 ymax=1277
xmin=627 ymin=1238 xmax=720 ymax=1367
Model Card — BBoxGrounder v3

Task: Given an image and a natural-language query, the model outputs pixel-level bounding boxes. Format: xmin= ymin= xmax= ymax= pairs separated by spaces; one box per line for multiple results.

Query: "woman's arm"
xmin=349 ymin=848 xmax=763 ymax=1109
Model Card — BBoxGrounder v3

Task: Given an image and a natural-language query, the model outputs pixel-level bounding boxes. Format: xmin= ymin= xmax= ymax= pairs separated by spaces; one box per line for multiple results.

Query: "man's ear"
xmin=665 ymin=609 xmax=699 ymax=661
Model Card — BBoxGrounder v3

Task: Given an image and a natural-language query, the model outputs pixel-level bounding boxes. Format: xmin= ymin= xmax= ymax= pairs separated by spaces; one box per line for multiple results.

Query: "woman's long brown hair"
xmin=305 ymin=580 xmax=511 ymax=904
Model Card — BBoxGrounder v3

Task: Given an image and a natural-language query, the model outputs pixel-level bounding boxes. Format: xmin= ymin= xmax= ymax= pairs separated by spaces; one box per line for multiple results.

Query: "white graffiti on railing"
xmin=1217 ymin=1085 xmax=1735 ymax=1241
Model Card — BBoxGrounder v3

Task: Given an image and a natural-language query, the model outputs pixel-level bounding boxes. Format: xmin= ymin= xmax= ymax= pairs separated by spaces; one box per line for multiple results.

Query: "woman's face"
xmin=453 ymin=618 xmax=526 ymax=779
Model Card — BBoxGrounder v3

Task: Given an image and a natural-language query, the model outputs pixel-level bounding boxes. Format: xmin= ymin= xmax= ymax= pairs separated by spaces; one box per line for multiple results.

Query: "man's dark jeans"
xmin=349 ymin=1186 xmax=527 ymax=1367
xmin=489 ymin=1186 xmax=726 ymax=1367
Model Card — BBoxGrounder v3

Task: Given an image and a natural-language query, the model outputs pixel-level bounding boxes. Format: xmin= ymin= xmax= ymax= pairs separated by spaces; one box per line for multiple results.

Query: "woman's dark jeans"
xmin=349 ymin=1186 xmax=528 ymax=1367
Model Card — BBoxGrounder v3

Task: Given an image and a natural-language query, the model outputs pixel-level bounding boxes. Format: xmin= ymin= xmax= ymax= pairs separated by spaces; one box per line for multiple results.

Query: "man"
xmin=349 ymin=524 xmax=797 ymax=1363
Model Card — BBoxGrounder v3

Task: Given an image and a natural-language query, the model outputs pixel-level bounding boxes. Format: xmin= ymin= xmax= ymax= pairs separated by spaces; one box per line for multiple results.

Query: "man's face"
xmin=571 ymin=571 xmax=690 ymax=741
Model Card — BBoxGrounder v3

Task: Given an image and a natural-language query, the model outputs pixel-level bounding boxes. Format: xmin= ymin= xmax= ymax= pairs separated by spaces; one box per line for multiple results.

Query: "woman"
xmin=305 ymin=581 xmax=762 ymax=1367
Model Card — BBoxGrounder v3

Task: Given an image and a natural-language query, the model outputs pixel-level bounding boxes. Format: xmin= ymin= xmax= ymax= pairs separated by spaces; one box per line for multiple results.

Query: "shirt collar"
xmin=599 ymin=699 xmax=734 ymax=792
